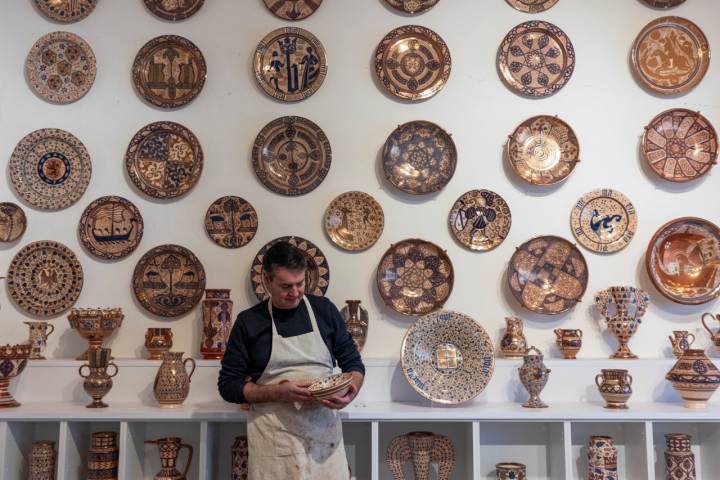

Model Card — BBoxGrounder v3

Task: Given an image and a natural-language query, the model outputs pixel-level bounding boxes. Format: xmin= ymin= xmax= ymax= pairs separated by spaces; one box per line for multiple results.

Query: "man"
xmin=218 ymin=241 xmax=365 ymax=479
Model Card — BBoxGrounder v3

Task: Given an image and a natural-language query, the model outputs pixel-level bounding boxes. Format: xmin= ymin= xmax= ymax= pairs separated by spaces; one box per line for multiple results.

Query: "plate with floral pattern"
xmin=449 ymin=189 xmax=511 ymax=251
xmin=324 ymin=191 xmax=384 ymax=251
xmin=570 ymin=189 xmax=637 ymax=254
xmin=263 ymin=0 xmax=322 ymax=20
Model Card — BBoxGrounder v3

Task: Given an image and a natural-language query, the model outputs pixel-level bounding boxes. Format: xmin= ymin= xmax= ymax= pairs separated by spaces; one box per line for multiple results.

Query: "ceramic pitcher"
xmin=145 ymin=437 xmax=193 ymax=480
xmin=25 ymin=321 xmax=55 ymax=360
xmin=500 ymin=316 xmax=528 ymax=358
xmin=554 ymin=328 xmax=582 ymax=359
xmin=153 ymin=351 xmax=196 ymax=408
xmin=668 ymin=331 xmax=695 ymax=359
xmin=701 ymin=313 xmax=720 ymax=351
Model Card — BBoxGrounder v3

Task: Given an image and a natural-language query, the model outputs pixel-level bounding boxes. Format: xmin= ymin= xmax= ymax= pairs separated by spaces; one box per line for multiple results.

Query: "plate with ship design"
xmin=79 ymin=196 xmax=144 ymax=260
xmin=205 ymin=196 xmax=258 ymax=249
xmin=324 ymin=191 xmax=384 ymax=251
xmin=570 ymin=189 xmax=637 ymax=254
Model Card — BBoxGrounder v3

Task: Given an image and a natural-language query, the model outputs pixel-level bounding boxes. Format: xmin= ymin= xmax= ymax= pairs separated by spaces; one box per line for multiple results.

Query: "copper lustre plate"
xmin=507 ymin=115 xmax=579 ymax=185
xmin=646 ymin=217 xmax=720 ymax=305
xmin=374 ymin=25 xmax=451 ymax=101
xmin=7 ymin=240 xmax=83 ymax=317
xmin=0 ymin=203 xmax=27 ymax=243
xmin=383 ymin=0 xmax=439 ymax=14
xmin=570 ymin=189 xmax=637 ymax=254
xmin=449 ymin=189 xmax=511 ymax=252
xmin=401 ymin=310 xmax=494 ymax=404
xmin=631 ymin=17 xmax=709 ymax=96
xmin=382 ymin=121 xmax=456 ymax=194
xmin=251 ymin=236 xmax=330 ymax=300
xmin=132 ymin=35 xmax=206 ymax=108
xmin=324 ymin=191 xmax=384 ymax=251
xmin=205 ymin=196 xmax=258 ymax=249
xmin=133 ymin=244 xmax=206 ymax=317
xmin=263 ymin=0 xmax=323 ymax=20
xmin=9 ymin=128 xmax=92 ymax=210
xmin=79 ymin=196 xmax=144 ymax=260
xmin=143 ymin=0 xmax=205 ymax=21
xmin=35 ymin=0 xmax=97 ymax=22
xmin=376 ymin=239 xmax=454 ymax=316
xmin=125 ymin=121 xmax=203 ymax=199
xmin=254 ymin=27 xmax=327 ymax=102
xmin=498 ymin=21 xmax=575 ymax=97
xmin=640 ymin=0 xmax=686 ymax=7
xmin=507 ymin=235 xmax=588 ymax=314
xmin=505 ymin=0 xmax=559 ymax=13
xmin=252 ymin=116 xmax=331 ymax=196
xmin=642 ymin=109 xmax=717 ymax=182
xmin=26 ymin=31 xmax=96 ymax=104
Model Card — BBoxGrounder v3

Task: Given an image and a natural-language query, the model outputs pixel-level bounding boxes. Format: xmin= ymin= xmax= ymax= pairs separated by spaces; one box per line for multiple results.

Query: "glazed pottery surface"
xmin=595 ymin=286 xmax=649 ymax=359
xmin=519 ymin=346 xmax=551 ymax=408
xmin=29 ymin=440 xmax=56 ymax=480
xmin=200 ymin=289 xmax=233 ymax=359
xmin=88 ymin=431 xmax=119 ymax=480
xmin=153 ymin=352 xmax=196 ymax=408
xmin=146 ymin=328 xmax=173 ymax=360
xmin=0 ymin=343 xmax=32 ymax=408
xmin=701 ymin=313 xmax=720 ymax=351
xmin=25 ymin=321 xmax=55 ymax=360
xmin=664 ymin=433 xmax=695 ymax=480
xmin=145 ymin=437 xmax=193 ymax=480
xmin=669 ymin=331 xmax=696 ymax=359
xmin=231 ymin=436 xmax=248 ymax=480
xmin=587 ymin=435 xmax=618 ymax=480
xmin=68 ymin=308 xmax=124 ymax=360
xmin=386 ymin=431 xmax=455 ymax=480
xmin=554 ymin=328 xmax=583 ymax=359
xmin=79 ymin=347 xmax=118 ymax=408
xmin=500 ymin=316 xmax=528 ymax=358
xmin=496 ymin=462 xmax=526 ymax=480
xmin=595 ymin=369 xmax=633 ymax=409
xmin=340 ymin=300 xmax=369 ymax=352
xmin=666 ymin=349 xmax=720 ymax=409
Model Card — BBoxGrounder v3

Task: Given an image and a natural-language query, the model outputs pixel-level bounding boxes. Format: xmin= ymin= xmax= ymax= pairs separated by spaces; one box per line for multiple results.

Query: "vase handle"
xmin=625 ymin=373 xmax=633 ymax=386
xmin=107 ymin=362 xmax=119 ymax=378
xmin=78 ymin=364 xmax=90 ymax=378
xmin=595 ymin=374 xmax=603 ymax=388
xmin=46 ymin=323 xmax=55 ymax=338
xmin=180 ymin=443 xmax=194 ymax=478
xmin=184 ymin=357 xmax=197 ymax=381
xmin=702 ymin=313 xmax=716 ymax=336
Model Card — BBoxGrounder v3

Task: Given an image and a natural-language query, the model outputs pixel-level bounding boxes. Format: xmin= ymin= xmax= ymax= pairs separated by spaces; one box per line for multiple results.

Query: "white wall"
xmin=1 ymin=0 xmax=718 ymax=361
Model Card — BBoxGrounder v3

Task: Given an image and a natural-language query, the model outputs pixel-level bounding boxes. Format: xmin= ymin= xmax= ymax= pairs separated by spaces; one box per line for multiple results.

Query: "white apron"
xmin=247 ymin=296 xmax=348 ymax=479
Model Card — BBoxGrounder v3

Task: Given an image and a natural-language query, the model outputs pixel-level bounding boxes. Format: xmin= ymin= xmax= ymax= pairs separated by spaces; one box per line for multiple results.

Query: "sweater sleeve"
xmin=325 ymin=299 xmax=366 ymax=376
xmin=217 ymin=313 xmax=251 ymax=404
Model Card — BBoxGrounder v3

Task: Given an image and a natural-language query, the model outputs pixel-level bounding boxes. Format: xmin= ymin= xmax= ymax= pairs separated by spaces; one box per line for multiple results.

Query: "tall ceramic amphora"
xmin=595 ymin=286 xmax=650 ymax=359
xmin=200 ymin=289 xmax=233 ymax=359
xmin=153 ymin=352 xmax=196 ymax=408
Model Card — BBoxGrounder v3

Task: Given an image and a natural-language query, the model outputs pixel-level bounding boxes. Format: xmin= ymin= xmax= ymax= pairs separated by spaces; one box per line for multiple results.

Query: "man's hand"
xmin=243 ymin=379 xmax=315 ymax=404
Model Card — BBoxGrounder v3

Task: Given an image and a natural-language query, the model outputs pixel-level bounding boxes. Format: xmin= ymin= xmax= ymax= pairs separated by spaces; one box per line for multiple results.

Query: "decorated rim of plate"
xmin=262 ymin=0 xmax=323 ymax=20
xmin=34 ymin=0 xmax=97 ymax=23
xmin=143 ymin=0 xmax=205 ymax=21
xmin=569 ymin=188 xmax=637 ymax=254
xmin=505 ymin=0 xmax=559 ymax=13
xmin=324 ymin=191 xmax=384 ymax=251
xmin=383 ymin=0 xmax=440 ymax=14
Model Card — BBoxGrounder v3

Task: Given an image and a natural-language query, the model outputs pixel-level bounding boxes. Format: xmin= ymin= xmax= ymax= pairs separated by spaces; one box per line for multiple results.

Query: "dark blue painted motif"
xmin=37 ymin=152 xmax=71 ymax=185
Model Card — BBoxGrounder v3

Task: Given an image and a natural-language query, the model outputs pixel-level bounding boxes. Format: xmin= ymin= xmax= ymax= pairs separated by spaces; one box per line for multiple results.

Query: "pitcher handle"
xmin=687 ymin=333 xmax=696 ymax=347
xmin=184 ymin=357 xmax=196 ymax=381
xmin=595 ymin=374 xmax=603 ymax=388
xmin=701 ymin=313 xmax=716 ymax=335
xmin=78 ymin=364 xmax=90 ymax=378
xmin=107 ymin=362 xmax=119 ymax=378
xmin=553 ymin=329 xmax=562 ymax=339
xmin=46 ymin=323 xmax=55 ymax=338
xmin=180 ymin=443 xmax=194 ymax=478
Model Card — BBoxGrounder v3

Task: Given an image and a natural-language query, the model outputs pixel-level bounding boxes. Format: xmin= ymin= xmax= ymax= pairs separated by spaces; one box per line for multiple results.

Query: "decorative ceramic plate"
xmin=308 ymin=372 xmax=352 ymax=394
xmin=382 ymin=121 xmax=456 ymax=194
xmin=78 ymin=196 xmax=144 ymax=260
xmin=324 ymin=191 xmax=384 ymax=251
xmin=401 ymin=310 xmax=495 ymax=404
xmin=254 ymin=27 xmax=327 ymax=102
xmin=507 ymin=235 xmax=588 ymax=314
xmin=133 ymin=244 xmax=206 ymax=317
xmin=263 ymin=0 xmax=323 ymax=20
xmin=251 ymin=236 xmax=330 ymax=300
xmin=507 ymin=115 xmax=580 ymax=185
xmin=205 ymin=196 xmax=258 ymax=249
xmin=26 ymin=31 xmax=96 ymax=104
xmin=498 ymin=21 xmax=575 ymax=97
xmin=0 ymin=203 xmax=27 ymax=242
xmin=505 ymin=0 xmax=559 ymax=13
xmin=641 ymin=0 xmax=686 ymax=7
xmin=125 ymin=121 xmax=203 ymax=199
xmin=374 ymin=25 xmax=451 ymax=101
xmin=252 ymin=116 xmax=331 ymax=196
xmin=449 ymin=190 xmax=511 ymax=251
xmin=631 ymin=17 xmax=709 ymax=96
xmin=383 ymin=0 xmax=439 ymax=14
xmin=143 ymin=0 xmax=205 ymax=21
xmin=642 ymin=109 xmax=717 ymax=182
xmin=570 ymin=189 xmax=637 ymax=254
xmin=7 ymin=240 xmax=83 ymax=317
xmin=35 ymin=0 xmax=97 ymax=22
xmin=9 ymin=128 xmax=92 ymax=210
xmin=646 ymin=217 xmax=720 ymax=305
xmin=376 ymin=239 xmax=453 ymax=315
xmin=132 ymin=35 xmax=206 ymax=108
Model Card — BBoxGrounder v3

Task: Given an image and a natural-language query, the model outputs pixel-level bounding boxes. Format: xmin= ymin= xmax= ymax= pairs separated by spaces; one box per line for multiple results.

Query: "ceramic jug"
xmin=25 ymin=321 xmax=55 ymax=360
xmin=500 ymin=316 xmax=528 ymax=358
xmin=200 ymin=289 xmax=233 ymax=359
xmin=79 ymin=347 xmax=118 ymax=408
xmin=595 ymin=369 xmax=633 ymax=409
xmin=341 ymin=300 xmax=369 ymax=352
xmin=518 ymin=346 xmax=551 ymax=408
xmin=701 ymin=313 xmax=720 ymax=351
xmin=145 ymin=437 xmax=193 ymax=480
xmin=664 ymin=433 xmax=695 ymax=480
xmin=554 ymin=328 xmax=582 ymax=359
xmin=153 ymin=351 xmax=196 ymax=408
xmin=668 ymin=331 xmax=695 ymax=359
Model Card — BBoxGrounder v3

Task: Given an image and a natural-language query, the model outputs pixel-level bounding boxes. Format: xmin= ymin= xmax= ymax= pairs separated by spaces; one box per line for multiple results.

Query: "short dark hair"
xmin=262 ymin=241 xmax=307 ymax=280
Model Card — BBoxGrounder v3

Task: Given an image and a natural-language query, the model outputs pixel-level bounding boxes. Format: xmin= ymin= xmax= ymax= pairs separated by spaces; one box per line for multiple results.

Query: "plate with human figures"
xmin=570 ymin=189 xmax=637 ymax=254
xmin=448 ymin=189 xmax=511 ymax=251
xmin=79 ymin=196 xmax=144 ymax=260
xmin=324 ymin=191 xmax=384 ymax=251
xmin=205 ymin=196 xmax=258 ymax=249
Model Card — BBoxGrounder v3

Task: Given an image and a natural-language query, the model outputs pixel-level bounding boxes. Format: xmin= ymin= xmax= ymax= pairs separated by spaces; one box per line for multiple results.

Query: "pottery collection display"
xmin=153 ymin=351 xmax=196 ymax=408
xmin=29 ymin=440 xmax=56 ymax=480
xmin=664 ymin=433 xmax=695 ymax=480
xmin=68 ymin=308 xmax=124 ymax=360
xmin=386 ymin=431 xmax=455 ymax=480
xmin=500 ymin=316 xmax=528 ymax=358
xmin=554 ymin=328 xmax=583 ymax=359
xmin=145 ymin=437 xmax=193 ymax=480
xmin=87 ymin=431 xmax=119 ymax=480
xmin=669 ymin=331 xmax=696 ymax=359
xmin=0 ymin=343 xmax=32 ymax=408
xmin=595 ymin=369 xmax=633 ymax=409
xmin=200 ymin=289 xmax=233 ymax=360
xmin=665 ymin=349 xmax=720 ymax=409
xmin=79 ymin=347 xmax=118 ymax=408
xmin=595 ymin=286 xmax=650 ymax=359
xmin=496 ymin=462 xmax=526 ymax=480
xmin=701 ymin=312 xmax=720 ymax=351
xmin=146 ymin=328 xmax=174 ymax=360
xmin=340 ymin=300 xmax=369 ymax=352
xmin=518 ymin=346 xmax=551 ymax=408
xmin=25 ymin=321 xmax=55 ymax=360
xmin=587 ymin=435 xmax=618 ymax=480
xmin=231 ymin=436 xmax=248 ymax=480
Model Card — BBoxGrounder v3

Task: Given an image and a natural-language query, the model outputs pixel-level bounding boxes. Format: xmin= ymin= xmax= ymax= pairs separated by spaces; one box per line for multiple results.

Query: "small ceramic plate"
xmin=374 ymin=25 xmax=451 ymax=101
xmin=205 ymin=196 xmax=258 ymax=249
xmin=34 ymin=0 xmax=97 ymax=22
xmin=263 ymin=0 xmax=323 ymax=20
xmin=498 ymin=21 xmax=575 ymax=97
xmin=646 ymin=217 xmax=720 ymax=305
xmin=507 ymin=235 xmax=588 ymax=314
xmin=0 ymin=203 xmax=27 ymax=242
xmin=26 ymin=31 xmax=96 ymax=104
xmin=642 ymin=109 xmax=717 ymax=182
xmin=449 ymin=189 xmax=511 ymax=251
xmin=125 ymin=121 xmax=203 ymax=199
xmin=7 ymin=240 xmax=84 ymax=317
xmin=308 ymin=372 xmax=352 ymax=397
xmin=251 ymin=236 xmax=330 ymax=300
xmin=143 ymin=0 xmax=205 ymax=20
xmin=631 ymin=17 xmax=709 ymax=96
xmin=505 ymin=0 xmax=559 ymax=13
xmin=382 ymin=121 xmax=456 ymax=194
xmin=570 ymin=189 xmax=637 ymax=254
xmin=9 ymin=128 xmax=92 ymax=210
xmin=383 ymin=0 xmax=439 ymax=14
xmin=132 ymin=35 xmax=206 ymax=108
xmin=79 ymin=196 xmax=144 ymax=260
xmin=376 ymin=238 xmax=453 ymax=315
xmin=252 ymin=116 xmax=331 ymax=196
xmin=324 ymin=191 xmax=384 ymax=251
xmin=254 ymin=27 xmax=327 ymax=102
xmin=401 ymin=310 xmax=495 ymax=404
xmin=132 ymin=244 xmax=206 ymax=317
xmin=507 ymin=115 xmax=580 ymax=185
xmin=640 ymin=0 xmax=686 ymax=7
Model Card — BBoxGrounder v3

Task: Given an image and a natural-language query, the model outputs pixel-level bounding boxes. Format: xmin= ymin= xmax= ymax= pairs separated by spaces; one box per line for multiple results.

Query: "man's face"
xmin=264 ymin=266 xmax=306 ymax=309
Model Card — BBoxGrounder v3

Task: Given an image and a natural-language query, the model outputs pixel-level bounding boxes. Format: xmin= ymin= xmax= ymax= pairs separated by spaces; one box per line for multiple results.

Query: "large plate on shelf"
xmin=324 ymin=191 xmax=384 ymax=251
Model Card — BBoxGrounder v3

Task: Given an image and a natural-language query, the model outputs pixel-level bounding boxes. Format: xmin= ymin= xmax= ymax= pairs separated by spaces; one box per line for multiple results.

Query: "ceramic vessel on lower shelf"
xmin=386 ymin=431 xmax=455 ymax=480
xmin=145 ymin=437 xmax=193 ymax=480
xmin=153 ymin=351 xmax=196 ymax=408
xmin=665 ymin=433 xmax=695 ymax=480
xmin=29 ymin=440 xmax=56 ymax=480
xmin=496 ymin=462 xmax=526 ymax=480
xmin=665 ymin=349 xmax=720 ymax=409
xmin=0 ymin=343 xmax=31 ymax=408
xmin=88 ymin=431 xmax=119 ymax=480
xmin=587 ymin=435 xmax=618 ymax=480
xmin=231 ymin=436 xmax=248 ymax=480
xmin=518 ymin=346 xmax=550 ymax=408
xmin=595 ymin=369 xmax=633 ymax=409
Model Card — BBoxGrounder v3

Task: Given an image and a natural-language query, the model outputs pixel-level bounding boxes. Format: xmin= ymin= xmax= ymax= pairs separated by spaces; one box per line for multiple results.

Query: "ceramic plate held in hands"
xmin=507 ymin=235 xmax=588 ymax=314
xmin=34 ymin=0 xmax=97 ymax=22
xmin=646 ymin=217 xmax=720 ymax=305
xmin=263 ymin=0 xmax=323 ymax=20
xmin=0 ymin=203 xmax=27 ymax=243
xmin=143 ymin=0 xmax=205 ymax=20
xmin=570 ymin=189 xmax=637 ymax=254
xmin=505 ymin=0 xmax=559 ymax=13
xmin=383 ymin=0 xmax=439 ymax=14
xmin=324 ymin=191 xmax=384 ymax=251
xmin=78 ymin=196 xmax=144 ymax=260
xmin=401 ymin=310 xmax=495 ymax=404
xmin=205 ymin=196 xmax=258 ymax=249
xmin=449 ymin=190 xmax=511 ymax=252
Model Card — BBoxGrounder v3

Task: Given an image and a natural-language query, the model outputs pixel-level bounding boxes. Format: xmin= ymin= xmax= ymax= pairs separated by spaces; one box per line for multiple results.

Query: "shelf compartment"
xmin=570 ymin=421 xmax=649 ymax=480
xmin=59 ymin=421 xmax=120 ymax=480
xmin=122 ymin=421 xmax=201 ymax=480
xmin=652 ymin=421 xmax=720 ymax=480
xmin=0 ymin=421 xmax=60 ymax=480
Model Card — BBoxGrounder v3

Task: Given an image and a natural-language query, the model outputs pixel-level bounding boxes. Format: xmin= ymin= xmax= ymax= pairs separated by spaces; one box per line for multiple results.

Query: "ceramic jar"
xmin=500 ymin=316 xmax=528 ymax=358
xmin=0 ymin=343 xmax=31 ymax=408
xmin=595 ymin=369 xmax=633 ymax=409
xmin=87 ymin=431 xmax=119 ymax=480
xmin=386 ymin=431 xmax=455 ymax=480
xmin=701 ymin=313 xmax=720 ymax=351
xmin=231 ymin=436 xmax=248 ymax=480
xmin=200 ymin=289 xmax=233 ymax=359
xmin=518 ymin=346 xmax=551 ymax=408
xmin=340 ymin=300 xmax=369 ymax=352
xmin=79 ymin=347 xmax=118 ymax=408
xmin=145 ymin=437 xmax=193 ymax=480
xmin=146 ymin=328 xmax=173 ymax=360
xmin=595 ymin=286 xmax=650 ymax=359
xmin=496 ymin=462 xmax=526 ymax=480
xmin=29 ymin=440 xmax=56 ymax=480
xmin=25 ymin=321 xmax=55 ymax=360
xmin=668 ymin=331 xmax=696 ymax=359
xmin=587 ymin=435 xmax=618 ymax=480
xmin=554 ymin=328 xmax=583 ymax=359
xmin=664 ymin=433 xmax=695 ymax=480
xmin=153 ymin=351 xmax=196 ymax=408
xmin=666 ymin=349 xmax=720 ymax=409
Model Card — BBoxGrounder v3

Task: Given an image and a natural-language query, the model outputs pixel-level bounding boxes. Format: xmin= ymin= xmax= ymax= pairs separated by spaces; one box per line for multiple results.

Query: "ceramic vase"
xmin=518 ymin=346 xmax=551 ymax=408
xmin=79 ymin=347 xmax=118 ymax=408
xmin=386 ymin=431 xmax=455 ymax=480
xmin=25 ymin=321 xmax=55 ymax=360
xmin=666 ymin=349 xmax=720 ymax=409
xmin=668 ymin=331 xmax=695 ymax=359
xmin=87 ymin=431 xmax=119 ymax=480
xmin=500 ymin=316 xmax=528 ymax=358
xmin=701 ymin=313 xmax=720 ymax=351
xmin=231 ymin=436 xmax=248 ymax=480
xmin=340 ymin=300 xmax=369 ymax=352
xmin=595 ymin=369 xmax=633 ymax=409
xmin=145 ymin=437 xmax=193 ymax=480
xmin=67 ymin=308 xmax=124 ymax=360
xmin=587 ymin=435 xmax=618 ymax=480
xmin=595 ymin=286 xmax=650 ymax=359
xmin=146 ymin=327 xmax=173 ymax=360
xmin=0 ymin=343 xmax=32 ymax=408
xmin=29 ymin=440 xmax=56 ymax=480
xmin=153 ymin=351 xmax=196 ymax=408
xmin=664 ymin=433 xmax=695 ymax=480
xmin=496 ymin=462 xmax=526 ymax=480
xmin=554 ymin=328 xmax=583 ymax=359
xmin=200 ymin=289 xmax=233 ymax=359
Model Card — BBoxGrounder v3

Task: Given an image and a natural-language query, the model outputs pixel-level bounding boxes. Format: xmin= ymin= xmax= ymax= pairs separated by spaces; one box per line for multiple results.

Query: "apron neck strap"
xmin=267 ymin=296 xmax=316 ymax=336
